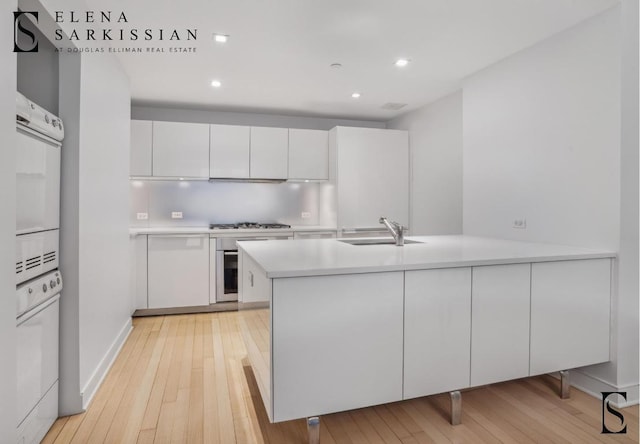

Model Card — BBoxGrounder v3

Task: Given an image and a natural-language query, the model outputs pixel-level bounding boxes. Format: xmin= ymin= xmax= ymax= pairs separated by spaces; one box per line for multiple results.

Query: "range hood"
xmin=208 ymin=177 xmax=287 ymax=184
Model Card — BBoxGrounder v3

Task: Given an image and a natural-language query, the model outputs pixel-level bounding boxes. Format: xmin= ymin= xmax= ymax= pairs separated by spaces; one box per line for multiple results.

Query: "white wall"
xmin=463 ymin=5 xmax=638 ymax=403
xmin=463 ymin=7 xmax=620 ymax=249
xmin=614 ymin=0 xmax=638 ymax=393
xmin=388 ymin=91 xmax=463 ymax=235
xmin=131 ymin=105 xmax=385 ymax=130
xmin=0 ymin=2 xmax=17 ymax=442
xmin=58 ymin=46 xmax=132 ymax=413
xmin=78 ymin=51 xmax=132 ymax=404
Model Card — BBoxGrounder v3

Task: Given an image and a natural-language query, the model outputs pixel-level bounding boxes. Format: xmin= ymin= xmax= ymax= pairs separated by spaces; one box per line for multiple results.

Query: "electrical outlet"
xmin=171 ymin=211 xmax=183 ymax=219
xmin=513 ymin=218 xmax=527 ymax=229
xmin=136 ymin=212 xmax=148 ymax=220
xmin=301 ymin=212 xmax=311 ymax=219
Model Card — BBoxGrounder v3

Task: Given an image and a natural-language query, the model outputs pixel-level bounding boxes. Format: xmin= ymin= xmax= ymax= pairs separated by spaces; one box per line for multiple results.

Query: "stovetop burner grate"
xmin=209 ymin=222 xmax=291 ymax=230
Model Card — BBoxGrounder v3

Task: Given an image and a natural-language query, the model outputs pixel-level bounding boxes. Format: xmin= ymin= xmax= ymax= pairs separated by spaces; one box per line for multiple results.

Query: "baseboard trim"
xmin=552 ymin=370 xmax=639 ymax=408
xmin=80 ymin=318 xmax=133 ymax=410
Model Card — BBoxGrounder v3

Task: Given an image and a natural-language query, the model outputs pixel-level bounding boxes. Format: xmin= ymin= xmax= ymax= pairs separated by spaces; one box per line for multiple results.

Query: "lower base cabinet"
xmin=239 ymin=256 xmax=612 ymax=423
xmin=471 ymin=264 xmax=531 ymax=386
xmin=530 ymin=259 xmax=611 ymax=375
xmin=130 ymin=235 xmax=148 ymax=310
xmin=147 ymin=235 xmax=209 ymax=308
xmin=271 ymin=272 xmax=404 ymax=422
xmin=404 ymin=268 xmax=471 ymax=399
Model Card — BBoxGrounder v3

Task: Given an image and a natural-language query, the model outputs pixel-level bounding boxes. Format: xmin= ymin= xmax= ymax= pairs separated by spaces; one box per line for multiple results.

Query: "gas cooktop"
xmin=209 ymin=222 xmax=292 ymax=230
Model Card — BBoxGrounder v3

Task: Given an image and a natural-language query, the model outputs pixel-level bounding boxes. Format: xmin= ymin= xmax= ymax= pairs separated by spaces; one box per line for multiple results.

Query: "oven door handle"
xmin=223 ymin=251 xmax=238 ymax=256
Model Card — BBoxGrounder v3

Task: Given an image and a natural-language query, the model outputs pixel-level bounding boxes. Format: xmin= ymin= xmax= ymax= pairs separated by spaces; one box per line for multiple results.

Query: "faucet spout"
xmin=379 ymin=217 xmax=405 ymax=246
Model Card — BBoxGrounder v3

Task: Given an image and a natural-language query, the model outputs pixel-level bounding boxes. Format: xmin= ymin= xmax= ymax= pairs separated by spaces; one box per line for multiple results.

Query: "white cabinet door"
xmin=239 ymin=249 xmax=271 ymax=304
xmin=16 ymin=298 xmax=59 ymax=428
xmin=250 ymin=127 xmax=288 ymax=179
xmin=210 ymin=124 xmax=250 ymax=178
xmin=333 ymin=127 xmax=409 ymax=230
xmin=209 ymin=238 xmax=216 ymax=304
xmin=530 ymin=259 xmax=611 ymax=375
xmin=404 ymin=268 xmax=471 ymax=399
xmin=152 ymin=121 xmax=209 ymax=178
xmin=131 ymin=235 xmax=148 ymax=310
xmin=288 ymin=129 xmax=328 ymax=180
xmin=272 ymin=272 xmax=404 ymax=422
xmin=471 ymin=264 xmax=530 ymax=386
xmin=130 ymin=120 xmax=152 ymax=176
xmin=147 ymin=235 xmax=209 ymax=308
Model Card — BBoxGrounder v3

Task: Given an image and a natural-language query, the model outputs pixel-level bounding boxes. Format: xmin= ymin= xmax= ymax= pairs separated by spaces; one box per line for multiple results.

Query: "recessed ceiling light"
xmin=214 ymin=34 xmax=228 ymax=43
xmin=351 ymin=92 xmax=361 ymax=99
xmin=395 ymin=58 xmax=410 ymax=67
xmin=211 ymin=80 xmax=222 ymax=88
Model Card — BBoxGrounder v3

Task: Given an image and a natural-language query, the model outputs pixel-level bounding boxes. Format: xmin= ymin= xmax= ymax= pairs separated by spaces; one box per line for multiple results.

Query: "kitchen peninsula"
xmin=237 ymin=235 xmax=615 ymax=438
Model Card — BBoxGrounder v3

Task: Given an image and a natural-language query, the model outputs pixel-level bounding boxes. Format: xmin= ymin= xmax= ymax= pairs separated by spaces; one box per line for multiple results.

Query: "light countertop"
xmin=238 ymin=235 xmax=616 ymax=278
xmin=129 ymin=225 xmax=337 ymax=236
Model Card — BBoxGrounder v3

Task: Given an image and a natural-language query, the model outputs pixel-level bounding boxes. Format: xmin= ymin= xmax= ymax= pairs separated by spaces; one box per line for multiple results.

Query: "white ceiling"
xmin=85 ymin=0 xmax=618 ymax=121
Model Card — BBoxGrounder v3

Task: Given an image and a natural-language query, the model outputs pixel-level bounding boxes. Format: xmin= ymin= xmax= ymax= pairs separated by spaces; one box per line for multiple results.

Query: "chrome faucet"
xmin=379 ymin=217 xmax=405 ymax=246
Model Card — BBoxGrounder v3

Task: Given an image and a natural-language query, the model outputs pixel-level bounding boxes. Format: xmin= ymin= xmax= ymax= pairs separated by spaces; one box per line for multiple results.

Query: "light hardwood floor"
xmin=44 ymin=312 xmax=639 ymax=443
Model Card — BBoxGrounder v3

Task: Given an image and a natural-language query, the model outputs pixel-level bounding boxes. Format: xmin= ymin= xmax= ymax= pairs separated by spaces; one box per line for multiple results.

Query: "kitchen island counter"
xmin=238 ymin=235 xmax=615 ymax=426
xmin=238 ymin=235 xmax=616 ymax=278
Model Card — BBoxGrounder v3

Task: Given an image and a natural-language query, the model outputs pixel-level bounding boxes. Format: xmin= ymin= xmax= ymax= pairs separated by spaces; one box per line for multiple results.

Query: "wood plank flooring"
xmin=44 ymin=313 xmax=639 ymax=443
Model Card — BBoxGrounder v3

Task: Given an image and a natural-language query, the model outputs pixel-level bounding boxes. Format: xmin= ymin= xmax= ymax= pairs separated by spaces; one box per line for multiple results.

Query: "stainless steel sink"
xmin=339 ymin=238 xmax=423 ymax=246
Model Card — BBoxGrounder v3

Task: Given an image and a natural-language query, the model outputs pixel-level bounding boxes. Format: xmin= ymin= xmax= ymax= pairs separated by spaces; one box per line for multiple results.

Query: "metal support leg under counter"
xmin=450 ymin=391 xmax=462 ymax=425
xmin=307 ymin=416 xmax=320 ymax=444
xmin=560 ymin=370 xmax=571 ymax=399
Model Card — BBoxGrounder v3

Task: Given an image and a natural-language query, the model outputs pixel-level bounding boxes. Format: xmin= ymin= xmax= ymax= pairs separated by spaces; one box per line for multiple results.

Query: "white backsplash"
xmin=130 ymin=180 xmax=336 ymax=227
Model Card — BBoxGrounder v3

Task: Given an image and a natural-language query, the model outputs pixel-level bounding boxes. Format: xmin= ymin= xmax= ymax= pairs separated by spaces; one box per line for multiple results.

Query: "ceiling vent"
xmin=381 ymin=102 xmax=407 ymax=110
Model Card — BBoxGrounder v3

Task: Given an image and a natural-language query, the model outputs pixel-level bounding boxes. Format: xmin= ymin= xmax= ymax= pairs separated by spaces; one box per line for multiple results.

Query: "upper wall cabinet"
xmin=152 ymin=121 xmax=210 ymax=178
xmin=130 ymin=120 xmax=152 ymax=176
xmin=288 ymin=129 xmax=329 ymax=180
xmin=210 ymin=124 xmax=250 ymax=179
xmin=250 ymin=127 xmax=288 ymax=179
xmin=129 ymin=120 xmax=328 ymax=181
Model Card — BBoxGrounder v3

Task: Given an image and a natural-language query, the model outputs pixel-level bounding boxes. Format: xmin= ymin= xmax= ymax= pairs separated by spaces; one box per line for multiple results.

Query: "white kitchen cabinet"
xmin=332 ymin=127 xmax=409 ymax=230
xmin=404 ymin=268 xmax=471 ymax=399
xmin=130 ymin=235 xmax=148 ymax=310
xmin=293 ymin=230 xmax=336 ymax=239
xmin=210 ymin=124 xmax=250 ymax=178
xmin=271 ymin=272 xmax=404 ymax=422
xmin=238 ymin=249 xmax=271 ymax=305
xmin=209 ymin=238 xmax=217 ymax=304
xmin=130 ymin=120 xmax=152 ymax=176
xmin=147 ymin=235 xmax=209 ymax=308
xmin=530 ymin=259 xmax=611 ymax=375
xmin=152 ymin=121 xmax=210 ymax=178
xmin=250 ymin=127 xmax=288 ymax=179
xmin=471 ymin=264 xmax=530 ymax=386
xmin=288 ymin=129 xmax=328 ymax=180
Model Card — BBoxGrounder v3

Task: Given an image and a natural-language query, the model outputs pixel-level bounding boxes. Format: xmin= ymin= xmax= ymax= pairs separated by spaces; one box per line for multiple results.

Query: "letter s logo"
xmin=601 ymin=392 xmax=627 ymax=434
xmin=13 ymin=11 xmax=39 ymax=53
